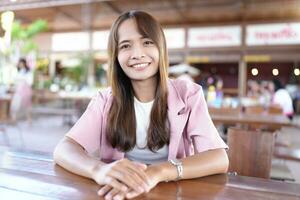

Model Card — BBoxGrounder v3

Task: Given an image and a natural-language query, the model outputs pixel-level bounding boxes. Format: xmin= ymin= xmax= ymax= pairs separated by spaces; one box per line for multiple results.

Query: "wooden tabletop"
xmin=211 ymin=112 xmax=292 ymax=128
xmin=0 ymin=148 xmax=299 ymax=199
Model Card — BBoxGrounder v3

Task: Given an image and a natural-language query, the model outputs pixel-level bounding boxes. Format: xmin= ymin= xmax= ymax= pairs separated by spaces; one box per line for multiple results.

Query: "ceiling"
xmin=1 ymin=0 xmax=300 ymax=33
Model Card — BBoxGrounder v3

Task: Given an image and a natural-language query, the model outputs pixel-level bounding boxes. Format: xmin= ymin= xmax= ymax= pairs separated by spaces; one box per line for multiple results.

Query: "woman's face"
xmin=117 ymin=19 xmax=159 ymax=83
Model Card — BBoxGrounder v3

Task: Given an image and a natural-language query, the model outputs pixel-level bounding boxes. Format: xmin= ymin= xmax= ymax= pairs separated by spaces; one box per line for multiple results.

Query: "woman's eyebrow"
xmin=119 ymin=36 xmax=148 ymax=45
xmin=119 ymin=40 xmax=130 ymax=45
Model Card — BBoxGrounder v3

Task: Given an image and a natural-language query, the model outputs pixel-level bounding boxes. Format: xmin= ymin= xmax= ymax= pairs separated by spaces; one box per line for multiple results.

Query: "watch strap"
xmin=168 ymin=159 xmax=183 ymax=181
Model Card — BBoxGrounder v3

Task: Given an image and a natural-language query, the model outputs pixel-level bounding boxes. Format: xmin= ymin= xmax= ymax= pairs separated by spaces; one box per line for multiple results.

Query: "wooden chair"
xmin=243 ymin=105 xmax=266 ymax=130
xmin=208 ymin=107 xmax=241 ymax=115
xmin=208 ymin=107 xmax=241 ymax=141
xmin=227 ymin=127 xmax=275 ymax=179
xmin=268 ymin=106 xmax=283 ymax=115
xmin=244 ymin=105 xmax=265 ymax=114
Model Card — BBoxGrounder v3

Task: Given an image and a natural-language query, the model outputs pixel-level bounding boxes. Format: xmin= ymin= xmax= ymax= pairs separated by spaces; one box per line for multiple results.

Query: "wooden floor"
xmin=1 ymin=115 xmax=300 ymax=183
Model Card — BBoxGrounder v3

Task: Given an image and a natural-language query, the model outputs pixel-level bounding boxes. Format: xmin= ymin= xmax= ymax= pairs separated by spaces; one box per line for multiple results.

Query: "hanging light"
xmin=272 ymin=68 xmax=279 ymax=76
xmin=1 ymin=11 xmax=14 ymax=31
xmin=251 ymin=68 xmax=258 ymax=76
xmin=0 ymin=11 xmax=14 ymax=52
xmin=294 ymin=68 xmax=300 ymax=76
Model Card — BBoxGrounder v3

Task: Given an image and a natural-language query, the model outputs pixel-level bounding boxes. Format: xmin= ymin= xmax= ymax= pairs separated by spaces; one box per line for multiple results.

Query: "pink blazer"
xmin=66 ymin=79 xmax=227 ymax=162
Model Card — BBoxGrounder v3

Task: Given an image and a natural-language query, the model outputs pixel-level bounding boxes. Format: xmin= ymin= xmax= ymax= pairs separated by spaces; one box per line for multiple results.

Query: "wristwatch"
xmin=168 ymin=159 xmax=183 ymax=181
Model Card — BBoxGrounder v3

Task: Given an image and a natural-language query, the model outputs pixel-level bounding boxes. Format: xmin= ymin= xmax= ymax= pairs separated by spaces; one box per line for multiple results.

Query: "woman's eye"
xmin=144 ymin=40 xmax=154 ymax=45
xmin=120 ymin=44 xmax=130 ymax=49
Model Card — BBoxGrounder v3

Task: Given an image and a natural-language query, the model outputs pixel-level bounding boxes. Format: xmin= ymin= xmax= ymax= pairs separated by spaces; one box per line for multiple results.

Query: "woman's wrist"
xmin=145 ymin=164 xmax=163 ymax=183
xmin=150 ymin=162 xmax=176 ymax=182
xmin=90 ymin=162 xmax=104 ymax=180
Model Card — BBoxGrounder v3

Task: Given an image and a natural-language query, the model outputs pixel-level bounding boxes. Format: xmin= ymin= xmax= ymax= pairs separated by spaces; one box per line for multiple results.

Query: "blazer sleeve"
xmin=186 ymin=88 xmax=228 ymax=153
xmin=66 ymin=91 xmax=106 ymax=153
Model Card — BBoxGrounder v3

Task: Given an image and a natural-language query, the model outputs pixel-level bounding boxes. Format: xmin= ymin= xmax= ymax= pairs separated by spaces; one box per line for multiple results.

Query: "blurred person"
xmin=269 ymin=79 xmax=294 ymax=119
xmin=258 ymin=80 xmax=272 ymax=106
xmin=10 ymin=58 xmax=33 ymax=121
xmin=55 ymin=60 xmax=63 ymax=76
xmin=206 ymin=75 xmax=215 ymax=87
xmin=215 ymin=78 xmax=223 ymax=108
xmin=247 ymin=80 xmax=260 ymax=99
xmin=53 ymin=10 xmax=228 ymax=200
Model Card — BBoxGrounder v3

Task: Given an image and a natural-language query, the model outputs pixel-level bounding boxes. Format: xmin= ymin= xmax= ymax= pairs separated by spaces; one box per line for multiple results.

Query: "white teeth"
xmin=132 ymin=63 xmax=149 ymax=68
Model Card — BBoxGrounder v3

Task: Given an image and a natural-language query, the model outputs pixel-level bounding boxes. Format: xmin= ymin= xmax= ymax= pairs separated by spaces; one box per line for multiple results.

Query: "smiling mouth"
xmin=130 ymin=62 xmax=150 ymax=69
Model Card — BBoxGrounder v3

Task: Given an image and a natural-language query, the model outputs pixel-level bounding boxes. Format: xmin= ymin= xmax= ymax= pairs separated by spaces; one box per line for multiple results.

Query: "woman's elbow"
xmin=53 ymin=138 xmax=67 ymax=165
xmin=219 ymin=149 xmax=229 ymax=173
xmin=53 ymin=142 xmax=62 ymax=165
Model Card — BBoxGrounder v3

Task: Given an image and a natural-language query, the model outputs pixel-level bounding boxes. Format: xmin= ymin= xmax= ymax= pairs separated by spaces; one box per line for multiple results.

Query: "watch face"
xmin=174 ymin=159 xmax=181 ymax=164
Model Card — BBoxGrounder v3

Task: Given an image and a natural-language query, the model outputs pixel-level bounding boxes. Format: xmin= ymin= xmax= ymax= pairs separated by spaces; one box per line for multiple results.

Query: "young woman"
xmin=269 ymin=79 xmax=294 ymax=119
xmin=54 ymin=10 xmax=228 ymax=200
xmin=10 ymin=58 xmax=33 ymax=121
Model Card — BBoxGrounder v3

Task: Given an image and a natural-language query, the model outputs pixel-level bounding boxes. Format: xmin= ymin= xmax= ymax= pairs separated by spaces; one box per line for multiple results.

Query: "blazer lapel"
xmin=167 ymin=80 xmax=190 ymax=159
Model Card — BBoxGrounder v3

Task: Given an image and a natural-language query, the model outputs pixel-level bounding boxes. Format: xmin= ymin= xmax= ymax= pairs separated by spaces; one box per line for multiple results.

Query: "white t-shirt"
xmin=125 ymin=97 xmax=168 ymax=164
xmin=16 ymin=69 xmax=33 ymax=86
xmin=273 ymin=89 xmax=294 ymax=115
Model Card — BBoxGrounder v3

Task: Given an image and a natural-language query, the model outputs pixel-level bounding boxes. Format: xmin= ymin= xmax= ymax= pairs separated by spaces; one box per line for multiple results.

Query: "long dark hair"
xmin=17 ymin=58 xmax=30 ymax=72
xmin=272 ymin=79 xmax=283 ymax=92
xmin=106 ymin=10 xmax=169 ymax=152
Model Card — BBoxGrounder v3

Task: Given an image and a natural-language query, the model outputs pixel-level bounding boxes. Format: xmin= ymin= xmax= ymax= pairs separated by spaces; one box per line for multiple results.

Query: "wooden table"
xmin=0 ymin=148 xmax=299 ymax=199
xmin=211 ymin=112 xmax=292 ymax=128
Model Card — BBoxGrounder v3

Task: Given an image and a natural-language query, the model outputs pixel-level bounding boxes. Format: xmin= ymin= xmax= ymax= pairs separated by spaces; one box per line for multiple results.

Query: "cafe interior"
xmin=0 ymin=0 xmax=300 ymax=199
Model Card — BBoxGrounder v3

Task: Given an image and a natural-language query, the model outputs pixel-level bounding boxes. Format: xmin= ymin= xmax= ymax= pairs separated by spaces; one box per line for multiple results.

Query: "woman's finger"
xmin=107 ymin=169 xmax=145 ymax=193
xmin=125 ymin=190 xmax=142 ymax=199
xmin=132 ymin=161 xmax=147 ymax=170
xmin=117 ymin=159 xmax=149 ymax=185
xmin=98 ymin=185 xmax=112 ymax=196
xmin=104 ymin=177 xmax=128 ymax=193
xmin=104 ymin=188 xmax=120 ymax=200
xmin=122 ymin=161 xmax=150 ymax=185
xmin=113 ymin=192 xmax=125 ymax=200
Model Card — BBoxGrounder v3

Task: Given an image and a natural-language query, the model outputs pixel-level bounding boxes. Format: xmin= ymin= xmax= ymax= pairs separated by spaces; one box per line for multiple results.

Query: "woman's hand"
xmin=92 ymin=158 xmax=150 ymax=194
xmin=98 ymin=164 xmax=163 ymax=200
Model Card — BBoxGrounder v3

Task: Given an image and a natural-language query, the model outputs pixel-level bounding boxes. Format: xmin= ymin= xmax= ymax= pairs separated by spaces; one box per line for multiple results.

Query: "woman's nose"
xmin=131 ymin=45 xmax=145 ymax=59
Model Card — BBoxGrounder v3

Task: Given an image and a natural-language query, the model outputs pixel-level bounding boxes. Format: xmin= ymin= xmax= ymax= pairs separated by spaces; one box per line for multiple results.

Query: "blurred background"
xmin=0 ymin=0 xmax=300 ymax=183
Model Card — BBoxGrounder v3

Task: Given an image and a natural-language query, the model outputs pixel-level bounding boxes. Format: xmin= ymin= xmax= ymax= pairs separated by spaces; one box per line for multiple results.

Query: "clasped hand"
xmin=92 ymin=158 xmax=160 ymax=200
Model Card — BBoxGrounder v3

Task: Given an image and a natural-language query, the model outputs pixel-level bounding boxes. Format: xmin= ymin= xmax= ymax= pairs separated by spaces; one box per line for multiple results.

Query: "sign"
xmin=246 ymin=23 xmax=300 ymax=45
xmin=244 ymin=55 xmax=271 ymax=62
xmin=186 ymin=56 xmax=210 ymax=63
xmin=163 ymin=28 xmax=185 ymax=49
xmin=188 ymin=26 xmax=241 ymax=47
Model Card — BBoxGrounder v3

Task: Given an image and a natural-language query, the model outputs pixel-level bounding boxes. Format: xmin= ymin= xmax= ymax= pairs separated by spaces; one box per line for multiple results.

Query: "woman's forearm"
xmin=154 ymin=148 xmax=229 ymax=182
xmin=53 ymin=137 xmax=104 ymax=179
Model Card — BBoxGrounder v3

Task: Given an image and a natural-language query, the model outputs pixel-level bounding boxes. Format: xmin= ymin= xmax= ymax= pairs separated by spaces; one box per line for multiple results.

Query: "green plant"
xmin=11 ymin=19 xmax=48 ymax=54
xmin=61 ymin=53 xmax=91 ymax=85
